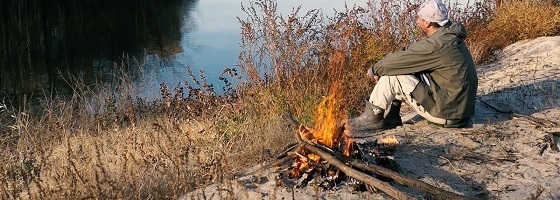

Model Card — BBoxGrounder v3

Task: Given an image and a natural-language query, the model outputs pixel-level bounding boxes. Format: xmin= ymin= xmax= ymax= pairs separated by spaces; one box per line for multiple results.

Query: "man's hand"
xmin=366 ymin=67 xmax=379 ymax=83
xmin=367 ymin=67 xmax=375 ymax=77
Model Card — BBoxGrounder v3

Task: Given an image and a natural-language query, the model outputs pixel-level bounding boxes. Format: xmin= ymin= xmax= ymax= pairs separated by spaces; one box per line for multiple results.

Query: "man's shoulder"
xmin=407 ymin=36 xmax=445 ymax=54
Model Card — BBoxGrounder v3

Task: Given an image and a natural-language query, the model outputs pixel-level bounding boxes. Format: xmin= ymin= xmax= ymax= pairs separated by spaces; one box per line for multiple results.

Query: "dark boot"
xmin=384 ymin=100 xmax=403 ymax=129
xmin=346 ymin=101 xmax=385 ymax=134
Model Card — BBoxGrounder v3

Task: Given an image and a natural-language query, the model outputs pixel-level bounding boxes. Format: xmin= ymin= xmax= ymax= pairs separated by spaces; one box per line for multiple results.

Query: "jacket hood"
xmin=443 ymin=22 xmax=467 ymax=40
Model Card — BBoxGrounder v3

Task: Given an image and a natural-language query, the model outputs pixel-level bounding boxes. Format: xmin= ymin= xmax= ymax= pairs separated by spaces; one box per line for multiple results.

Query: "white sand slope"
xmin=476 ymin=36 xmax=560 ymax=118
xmin=386 ymin=37 xmax=560 ymax=200
xmin=185 ymin=36 xmax=560 ymax=200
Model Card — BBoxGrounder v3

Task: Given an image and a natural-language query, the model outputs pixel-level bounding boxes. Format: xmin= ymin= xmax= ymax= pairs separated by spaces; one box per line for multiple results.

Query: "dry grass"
xmin=1 ymin=0 xmax=560 ymax=199
xmin=466 ymin=0 xmax=560 ymax=63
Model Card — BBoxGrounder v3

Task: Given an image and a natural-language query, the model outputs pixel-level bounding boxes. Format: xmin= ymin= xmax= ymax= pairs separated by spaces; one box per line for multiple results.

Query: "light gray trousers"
xmin=369 ymin=75 xmax=448 ymax=125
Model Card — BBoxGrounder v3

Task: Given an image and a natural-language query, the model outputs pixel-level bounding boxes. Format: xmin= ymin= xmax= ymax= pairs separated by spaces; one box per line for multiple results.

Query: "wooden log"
xmin=349 ymin=161 xmax=476 ymax=200
xmin=300 ymin=141 xmax=416 ymax=200
xmin=295 ymin=131 xmax=415 ymax=200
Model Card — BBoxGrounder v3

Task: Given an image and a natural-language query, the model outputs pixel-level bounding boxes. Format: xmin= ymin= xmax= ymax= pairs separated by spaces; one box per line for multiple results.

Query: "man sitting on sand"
xmin=345 ymin=0 xmax=478 ymax=136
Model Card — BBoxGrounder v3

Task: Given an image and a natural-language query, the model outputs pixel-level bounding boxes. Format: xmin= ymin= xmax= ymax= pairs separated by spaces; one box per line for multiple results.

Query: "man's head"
xmin=416 ymin=0 xmax=449 ymax=36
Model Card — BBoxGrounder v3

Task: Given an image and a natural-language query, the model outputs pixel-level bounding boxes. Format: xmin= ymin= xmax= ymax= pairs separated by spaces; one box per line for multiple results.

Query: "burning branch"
xmin=295 ymin=129 xmax=415 ymax=200
xmin=275 ymin=113 xmax=476 ymax=200
xmin=295 ymin=127 xmax=475 ymax=200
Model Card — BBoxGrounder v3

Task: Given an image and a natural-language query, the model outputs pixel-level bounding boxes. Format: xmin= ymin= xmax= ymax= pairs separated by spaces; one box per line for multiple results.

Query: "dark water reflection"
xmin=0 ymin=0 xmax=192 ymax=98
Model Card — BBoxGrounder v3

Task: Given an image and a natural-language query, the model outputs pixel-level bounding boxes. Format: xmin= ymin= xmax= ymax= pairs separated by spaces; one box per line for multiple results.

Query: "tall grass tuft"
xmin=465 ymin=0 xmax=560 ymax=63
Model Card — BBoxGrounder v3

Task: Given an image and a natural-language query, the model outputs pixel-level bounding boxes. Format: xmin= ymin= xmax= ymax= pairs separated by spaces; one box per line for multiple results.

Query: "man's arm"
xmin=373 ymin=39 xmax=443 ymax=76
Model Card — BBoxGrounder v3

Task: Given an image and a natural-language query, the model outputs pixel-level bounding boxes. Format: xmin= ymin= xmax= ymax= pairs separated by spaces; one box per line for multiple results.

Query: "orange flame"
xmin=290 ymin=51 xmax=353 ymax=178
xmin=291 ymin=83 xmax=351 ymax=178
xmin=310 ymin=83 xmax=345 ymax=148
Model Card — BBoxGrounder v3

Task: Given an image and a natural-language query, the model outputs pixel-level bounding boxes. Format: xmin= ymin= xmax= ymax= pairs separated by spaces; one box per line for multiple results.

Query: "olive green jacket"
xmin=373 ymin=22 xmax=478 ymax=120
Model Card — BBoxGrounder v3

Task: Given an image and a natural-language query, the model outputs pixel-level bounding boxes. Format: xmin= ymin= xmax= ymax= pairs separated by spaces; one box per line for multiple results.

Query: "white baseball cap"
xmin=417 ymin=0 xmax=449 ymax=26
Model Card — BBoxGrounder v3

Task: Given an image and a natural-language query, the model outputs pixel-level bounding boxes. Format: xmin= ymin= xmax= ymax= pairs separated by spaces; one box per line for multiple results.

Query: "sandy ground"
xmin=185 ymin=36 xmax=560 ymax=200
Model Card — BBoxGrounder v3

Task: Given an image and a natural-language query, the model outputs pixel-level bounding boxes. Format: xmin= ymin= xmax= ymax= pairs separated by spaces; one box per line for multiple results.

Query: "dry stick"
xmin=294 ymin=131 xmax=416 ymax=200
xmin=349 ymin=161 xmax=475 ymax=200
xmin=230 ymin=141 xmax=299 ymax=179
xmin=232 ymin=146 xmax=302 ymax=179
xmin=276 ymin=142 xmax=299 ymax=159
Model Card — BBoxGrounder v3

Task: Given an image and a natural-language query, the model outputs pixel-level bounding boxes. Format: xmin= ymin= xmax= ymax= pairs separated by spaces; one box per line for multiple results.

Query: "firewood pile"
xmin=234 ymin=120 xmax=477 ymax=200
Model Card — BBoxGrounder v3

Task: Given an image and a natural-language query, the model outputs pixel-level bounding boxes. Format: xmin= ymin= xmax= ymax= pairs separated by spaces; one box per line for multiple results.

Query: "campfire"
xmin=287 ymin=83 xmax=355 ymax=182
xmin=289 ymin=125 xmax=353 ymax=180
xmin=234 ymin=83 xmax=475 ymax=200
xmin=279 ymin=83 xmax=408 ymax=194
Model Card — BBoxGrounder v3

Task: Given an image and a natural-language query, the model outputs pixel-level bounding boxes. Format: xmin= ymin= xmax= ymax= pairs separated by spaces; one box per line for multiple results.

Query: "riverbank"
xmin=1 ymin=0 xmax=560 ymax=199
xmin=188 ymin=36 xmax=560 ymax=200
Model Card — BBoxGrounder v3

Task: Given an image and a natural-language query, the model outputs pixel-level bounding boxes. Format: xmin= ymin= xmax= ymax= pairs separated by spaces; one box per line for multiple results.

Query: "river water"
xmin=0 ymin=0 xmax=470 ymax=99
xmin=137 ymin=0 xmax=370 ymax=98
